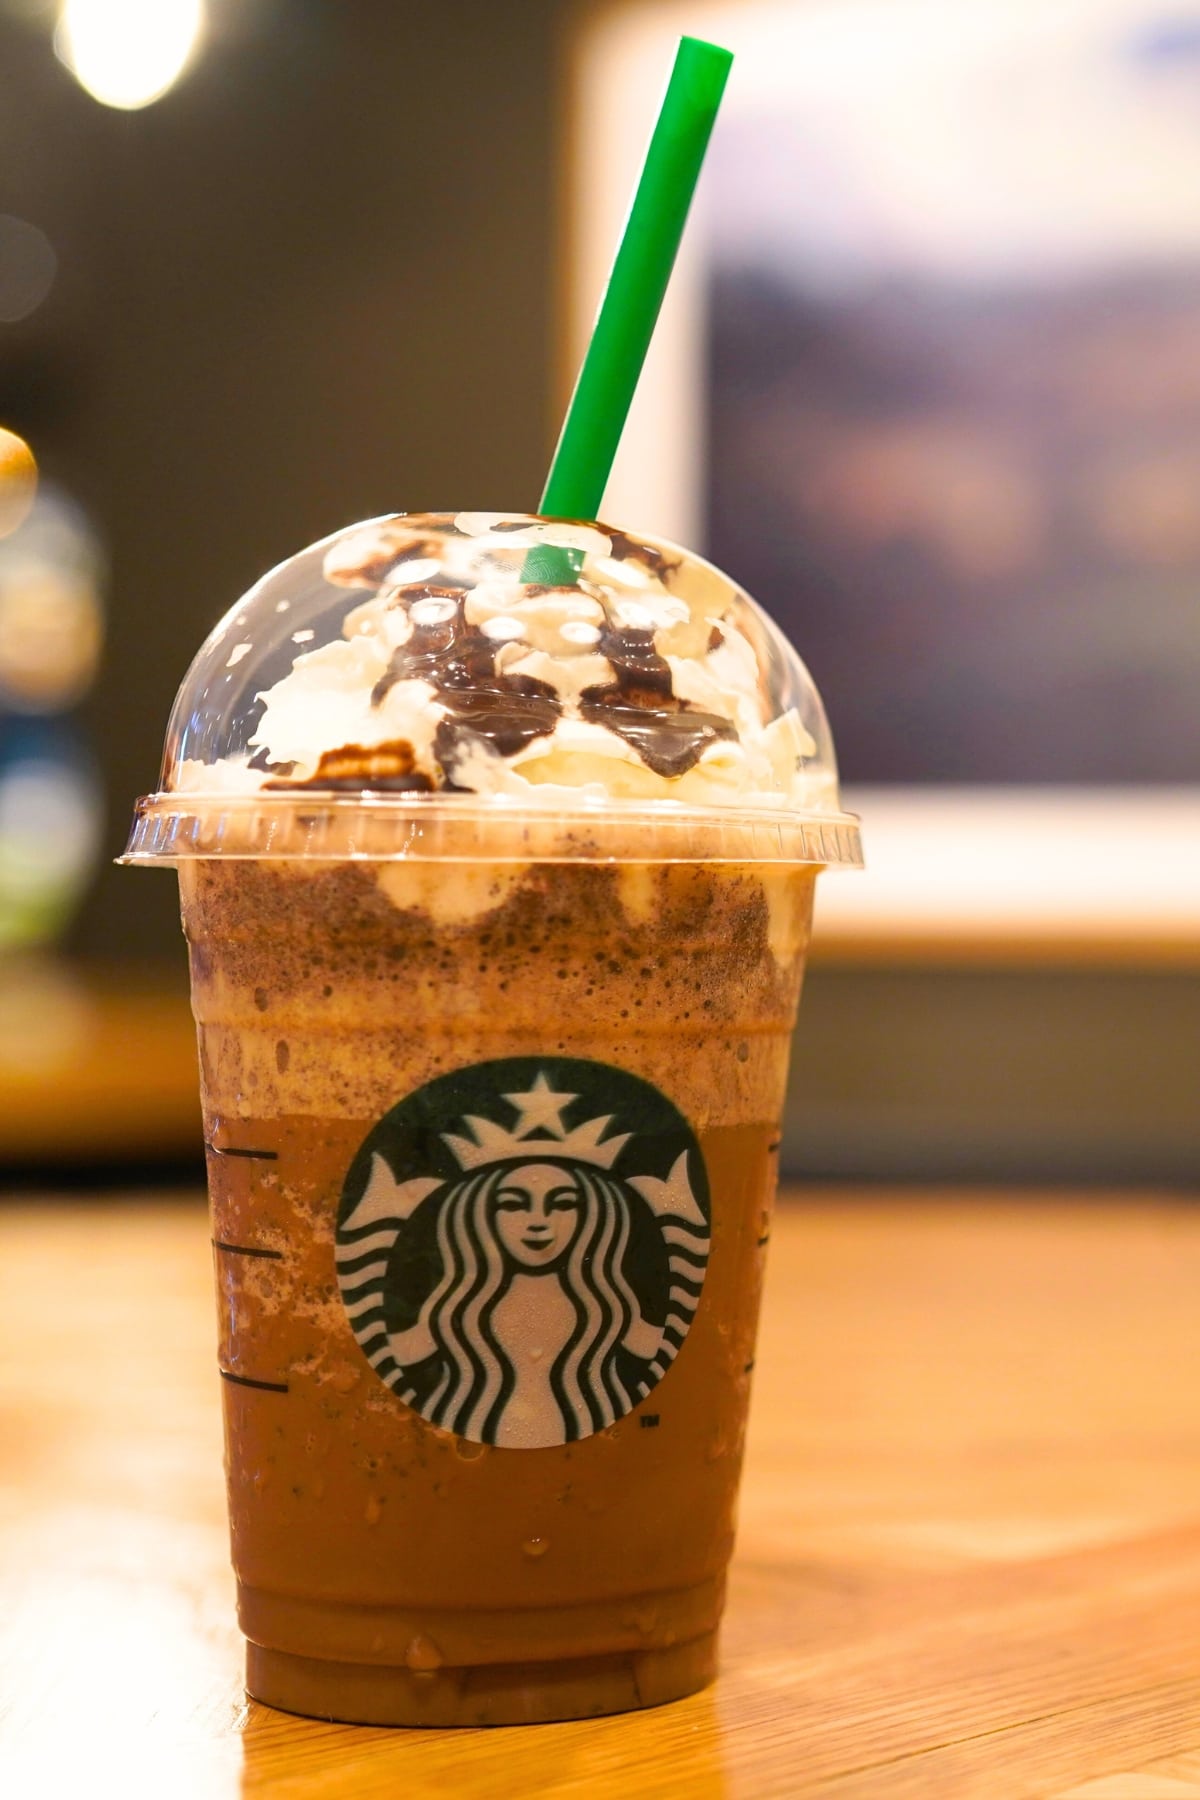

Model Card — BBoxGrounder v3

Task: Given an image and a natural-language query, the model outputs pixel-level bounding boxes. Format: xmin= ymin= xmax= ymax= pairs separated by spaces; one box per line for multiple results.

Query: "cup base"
xmin=245 ymin=1629 xmax=718 ymax=1727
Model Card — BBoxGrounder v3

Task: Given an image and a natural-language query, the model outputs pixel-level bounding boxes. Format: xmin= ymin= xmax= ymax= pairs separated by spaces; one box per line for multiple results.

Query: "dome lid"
xmin=124 ymin=511 xmax=861 ymax=867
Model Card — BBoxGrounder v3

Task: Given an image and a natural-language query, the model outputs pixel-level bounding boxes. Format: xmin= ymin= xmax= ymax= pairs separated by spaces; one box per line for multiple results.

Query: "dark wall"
xmin=1 ymin=0 xmax=567 ymax=960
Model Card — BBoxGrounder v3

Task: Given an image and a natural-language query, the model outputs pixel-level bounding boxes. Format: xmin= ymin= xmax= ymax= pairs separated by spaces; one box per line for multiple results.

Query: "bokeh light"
xmin=0 ymin=427 xmax=37 ymax=541
xmin=0 ymin=485 xmax=104 ymax=949
xmin=54 ymin=0 xmax=205 ymax=111
xmin=0 ymin=215 xmax=57 ymax=323
xmin=0 ymin=486 xmax=103 ymax=711
xmin=0 ymin=746 xmax=102 ymax=950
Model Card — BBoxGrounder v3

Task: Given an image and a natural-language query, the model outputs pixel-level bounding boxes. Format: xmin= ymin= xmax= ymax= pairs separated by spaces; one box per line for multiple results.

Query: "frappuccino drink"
xmin=125 ymin=511 xmax=861 ymax=1724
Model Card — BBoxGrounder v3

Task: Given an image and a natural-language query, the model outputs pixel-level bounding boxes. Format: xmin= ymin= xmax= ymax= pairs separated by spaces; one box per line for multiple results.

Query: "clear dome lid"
xmin=124 ymin=512 xmax=861 ymax=866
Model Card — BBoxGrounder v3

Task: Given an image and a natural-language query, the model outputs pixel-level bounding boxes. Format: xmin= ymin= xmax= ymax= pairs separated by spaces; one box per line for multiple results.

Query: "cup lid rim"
xmin=120 ymin=789 xmax=865 ymax=869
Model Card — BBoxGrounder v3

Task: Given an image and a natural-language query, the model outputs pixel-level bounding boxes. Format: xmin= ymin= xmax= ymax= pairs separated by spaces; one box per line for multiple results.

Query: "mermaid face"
xmin=493 ymin=1162 xmax=583 ymax=1269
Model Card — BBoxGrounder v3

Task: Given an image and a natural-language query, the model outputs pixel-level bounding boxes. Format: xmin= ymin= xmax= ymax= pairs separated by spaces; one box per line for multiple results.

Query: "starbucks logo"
xmin=335 ymin=1057 xmax=710 ymax=1448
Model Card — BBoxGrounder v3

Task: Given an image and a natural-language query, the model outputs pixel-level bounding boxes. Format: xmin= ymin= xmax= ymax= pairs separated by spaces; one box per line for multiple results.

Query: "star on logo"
xmin=442 ymin=1071 xmax=632 ymax=1170
xmin=504 ymin=1072 xmax=578 ymax=1140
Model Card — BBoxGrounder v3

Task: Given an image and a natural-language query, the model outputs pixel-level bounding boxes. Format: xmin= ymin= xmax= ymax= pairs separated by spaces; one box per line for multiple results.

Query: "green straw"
xmin=524 ymin=35 xmax=733 ymax=581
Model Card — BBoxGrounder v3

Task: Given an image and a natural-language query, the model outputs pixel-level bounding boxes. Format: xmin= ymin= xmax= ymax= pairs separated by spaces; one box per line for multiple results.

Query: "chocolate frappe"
xmin=125 ymin=513 xmax=861 ymax=1724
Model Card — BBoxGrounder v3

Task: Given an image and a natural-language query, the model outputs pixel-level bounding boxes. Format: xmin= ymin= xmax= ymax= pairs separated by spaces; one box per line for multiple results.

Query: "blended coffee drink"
xmin=125 ymin=511 xmax=861 ymax=1725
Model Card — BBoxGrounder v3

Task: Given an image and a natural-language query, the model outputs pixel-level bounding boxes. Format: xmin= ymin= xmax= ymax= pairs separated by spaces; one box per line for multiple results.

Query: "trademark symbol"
xmin=640 ymin=1414 xmax=660 ymax=1429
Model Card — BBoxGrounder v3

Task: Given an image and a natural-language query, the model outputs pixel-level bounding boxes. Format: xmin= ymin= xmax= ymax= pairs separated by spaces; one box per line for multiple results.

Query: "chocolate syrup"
xmin=272 ymin=575 xmax=733 ymax=791
xmin=594 ymin=626 xmax=673 ymax=700
xmin=578 ymin=700 xmax=736 ymax=778
xmin=328 ymin=518 xmax=450 ymax=588
xmin=265 ymin=740 xmax=433 ymax=794
xmin=580 ymin=625 xmax=736 ymax=777
xmin=434 ymin=689 xmax=562 ymax=765
xmin=369 ymin=588 xmax=498 ymax=702
xmin=604 ymin=527 xmax=680 ymax=583
xmin=367 ymin=584 xmax=564 ymax=771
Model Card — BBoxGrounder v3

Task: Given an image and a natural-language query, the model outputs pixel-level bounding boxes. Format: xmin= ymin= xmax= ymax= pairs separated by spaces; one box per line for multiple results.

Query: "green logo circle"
xmin=336 ymin=1057 xmax=710 ymax=1448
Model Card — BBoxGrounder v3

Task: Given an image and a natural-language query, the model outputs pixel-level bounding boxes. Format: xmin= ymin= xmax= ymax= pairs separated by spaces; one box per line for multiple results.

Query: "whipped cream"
xmin=174 ymin=512 xmax=835 ymax=812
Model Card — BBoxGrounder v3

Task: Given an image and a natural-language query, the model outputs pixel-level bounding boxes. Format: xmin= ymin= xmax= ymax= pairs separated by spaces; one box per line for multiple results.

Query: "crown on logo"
xmin=442 ymin=1071 xmax=631 ymax=1172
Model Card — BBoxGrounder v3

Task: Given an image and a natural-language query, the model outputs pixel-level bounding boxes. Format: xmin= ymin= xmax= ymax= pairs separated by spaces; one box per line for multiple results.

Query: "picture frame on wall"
xmin=564 ymin=0 xmax=1200 ymax=960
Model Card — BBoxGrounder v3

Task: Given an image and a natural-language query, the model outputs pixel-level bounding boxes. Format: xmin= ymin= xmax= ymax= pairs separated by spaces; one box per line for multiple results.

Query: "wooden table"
xmin=2 ymin=1194 xmax=1198 ymax=1798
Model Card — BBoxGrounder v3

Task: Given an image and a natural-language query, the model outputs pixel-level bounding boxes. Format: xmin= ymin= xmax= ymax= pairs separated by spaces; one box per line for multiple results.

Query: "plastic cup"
xmin=124 ymin=512 xmax=861 ymax=1725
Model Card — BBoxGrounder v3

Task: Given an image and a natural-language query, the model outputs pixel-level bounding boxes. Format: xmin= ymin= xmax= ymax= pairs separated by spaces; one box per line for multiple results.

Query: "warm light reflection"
xmin=0 ymin=428 xmax=36 ymax=542
xmin=55 ymin=0 xmax=205 ymax=111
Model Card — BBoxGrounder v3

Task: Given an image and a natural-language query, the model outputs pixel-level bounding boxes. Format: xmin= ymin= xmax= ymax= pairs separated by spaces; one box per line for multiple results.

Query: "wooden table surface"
xmin=2 ymin=1193 xmax=1199 ymax=1799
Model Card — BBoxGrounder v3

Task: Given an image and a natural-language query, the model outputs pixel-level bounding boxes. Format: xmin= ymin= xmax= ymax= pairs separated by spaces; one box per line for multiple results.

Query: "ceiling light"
xmin=55 ymin=0 xmax=205 ymax=111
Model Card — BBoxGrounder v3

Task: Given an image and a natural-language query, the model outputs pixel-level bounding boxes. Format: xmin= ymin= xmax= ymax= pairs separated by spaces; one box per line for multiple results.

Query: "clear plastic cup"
xmin=124 ymin=511 xmax=861 ymax=1725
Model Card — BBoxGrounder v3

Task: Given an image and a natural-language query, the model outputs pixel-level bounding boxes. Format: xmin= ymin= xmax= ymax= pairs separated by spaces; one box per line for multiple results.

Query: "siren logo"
xmin=335 ymin=1058 xmax=711 ymax=1448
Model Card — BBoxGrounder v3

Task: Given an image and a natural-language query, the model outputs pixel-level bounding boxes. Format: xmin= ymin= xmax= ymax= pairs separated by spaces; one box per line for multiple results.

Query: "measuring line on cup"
xmin=757 ymin=1139 xmax=783 ymax=1246
xmin=208 ymin=1145 xmax=289 ymax=1388
xmin=219 ymin=1369 xmax=290 ymax=1395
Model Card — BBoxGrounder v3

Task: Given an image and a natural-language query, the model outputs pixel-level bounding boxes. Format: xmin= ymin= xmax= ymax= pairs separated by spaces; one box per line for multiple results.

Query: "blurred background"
xmin=1 ymin=0 xmax=1196 ymax=1186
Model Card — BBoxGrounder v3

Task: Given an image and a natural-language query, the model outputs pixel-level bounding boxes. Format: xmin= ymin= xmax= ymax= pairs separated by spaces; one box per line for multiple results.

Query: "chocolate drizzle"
xmin=267 ymin=556 xmax=740 ymax=793
xmin=369 ymin=587 xmax=496 ymax=702
xmin=370 ymin=583 xmax=563 ymax=771
xmin=324 ymin=517 xmax=451 ymax=589
xmin=434 ymin=688 xmax=562 ymax=765
xmin=580 ymin=625 xmax=737 ymax=778
xmin=578 ymin=701 xmax=737 ymax=778
xmin=265 ymin=740 xmax=433 ymax=793
xmin=592 ymin=626 xmax=673 ymax=703
xmin=604 ymin=527 xmax=681 ymax=583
